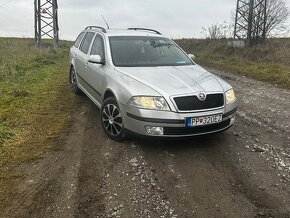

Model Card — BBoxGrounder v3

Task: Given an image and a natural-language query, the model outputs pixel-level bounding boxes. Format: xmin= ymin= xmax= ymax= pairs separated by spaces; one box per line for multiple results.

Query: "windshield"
xmin=109 ymin=36 xmax=194 ymax=67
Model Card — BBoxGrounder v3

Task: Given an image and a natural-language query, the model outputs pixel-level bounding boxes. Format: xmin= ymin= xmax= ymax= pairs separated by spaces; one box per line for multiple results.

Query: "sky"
xmin=0 ymin=0 xmax=289 ymax=40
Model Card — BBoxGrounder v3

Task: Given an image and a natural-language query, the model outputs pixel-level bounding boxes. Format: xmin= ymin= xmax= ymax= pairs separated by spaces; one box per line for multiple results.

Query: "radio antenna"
xmin=101 ymin=15 xmax=110 ymax=29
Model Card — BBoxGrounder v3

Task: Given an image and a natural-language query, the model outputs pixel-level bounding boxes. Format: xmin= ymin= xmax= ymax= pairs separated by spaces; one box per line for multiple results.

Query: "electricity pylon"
xmin=234 ymin=0 xmax=267 ymax=46
xmin=34 ymin=0 xmax=59 ymax=48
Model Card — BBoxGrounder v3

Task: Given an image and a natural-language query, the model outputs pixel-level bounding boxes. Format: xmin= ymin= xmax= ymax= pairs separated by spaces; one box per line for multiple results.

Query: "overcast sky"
xmin=0 ymin=0 xmax=289 ymax=40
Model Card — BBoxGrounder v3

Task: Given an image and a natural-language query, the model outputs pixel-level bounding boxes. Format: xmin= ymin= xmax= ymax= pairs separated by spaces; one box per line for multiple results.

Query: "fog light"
xmin=145 ymin=126 xmax=164 ymax=136
xmin=230 ymin=115 xmax=236 ymax=125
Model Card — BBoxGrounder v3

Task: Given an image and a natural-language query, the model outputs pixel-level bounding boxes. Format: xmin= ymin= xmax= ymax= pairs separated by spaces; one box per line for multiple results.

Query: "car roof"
xmin=84 ymin=27 xmax=164 ymax=37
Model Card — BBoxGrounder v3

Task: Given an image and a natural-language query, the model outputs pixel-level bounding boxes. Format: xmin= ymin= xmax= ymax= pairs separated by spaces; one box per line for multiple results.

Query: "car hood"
xmin=115 ymin=65 xmax=226 ymax=97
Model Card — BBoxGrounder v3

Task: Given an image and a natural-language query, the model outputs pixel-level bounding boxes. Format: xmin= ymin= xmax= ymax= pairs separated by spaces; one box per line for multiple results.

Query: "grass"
xmin=0 ymin=38 xmax=79 ymax=211
xmin=175 ymin=38 xmax=290 ymax=89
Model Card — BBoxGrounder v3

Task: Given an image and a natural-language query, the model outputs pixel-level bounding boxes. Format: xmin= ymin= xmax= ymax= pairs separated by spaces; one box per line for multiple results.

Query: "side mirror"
xmin=88 ymin=55 xmax=104 ymax=65
xmin=188 ymin=54 xmax=196 ymax=61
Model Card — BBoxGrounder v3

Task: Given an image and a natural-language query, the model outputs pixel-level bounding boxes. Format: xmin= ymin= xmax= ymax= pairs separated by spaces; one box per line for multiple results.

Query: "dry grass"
xmin=0 ymin=38 xmax=79 ymax=210
xmin=175 ymin=38 xmax=290 ymax=88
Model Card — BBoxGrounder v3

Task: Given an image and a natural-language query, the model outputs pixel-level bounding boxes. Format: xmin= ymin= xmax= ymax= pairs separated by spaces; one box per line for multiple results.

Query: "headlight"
xmin=128 ymin=96 xmax=170 ymax=111
xmin=226 ymin=89 xmax=236 ymax=104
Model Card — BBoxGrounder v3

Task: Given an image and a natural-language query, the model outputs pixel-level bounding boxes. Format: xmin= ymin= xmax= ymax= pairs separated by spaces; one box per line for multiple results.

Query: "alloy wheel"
xmin=102 ymin=104 xmax=123 ymax=136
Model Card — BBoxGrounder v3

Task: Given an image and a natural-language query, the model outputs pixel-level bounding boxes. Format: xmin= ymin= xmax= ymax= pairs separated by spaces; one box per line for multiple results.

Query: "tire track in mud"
xmin=2 ymin=103 xmax=89 ymax=218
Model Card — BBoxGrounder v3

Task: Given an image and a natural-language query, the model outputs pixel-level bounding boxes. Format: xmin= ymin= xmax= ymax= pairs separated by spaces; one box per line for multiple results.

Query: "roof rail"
xmin=85 ymin=26 xmax=107 ymax=33
xmin=128 ymin=28 xmax=162 ymax=35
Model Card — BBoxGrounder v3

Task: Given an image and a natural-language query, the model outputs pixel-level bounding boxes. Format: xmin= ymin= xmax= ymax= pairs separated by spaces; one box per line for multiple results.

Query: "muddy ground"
xmin=2 ymin=69 xmax=290 ymax=218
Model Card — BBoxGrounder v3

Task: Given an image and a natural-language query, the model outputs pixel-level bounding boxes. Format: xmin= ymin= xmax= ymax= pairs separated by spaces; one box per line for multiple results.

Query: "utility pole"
xmin=34 ymin=0 xmax=59 ymax=48
xmin=234 ymin=0 xmax=268 ymax=46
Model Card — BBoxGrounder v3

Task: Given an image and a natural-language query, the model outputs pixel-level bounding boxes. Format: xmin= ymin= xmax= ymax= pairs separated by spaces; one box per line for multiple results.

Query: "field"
xmin=0 ymin=37 xmax=289 ymax=216
xmin=0 ymin=38 xmax=78 ymax=210
xmin=175 ymin=38 xmax=290 ymax=88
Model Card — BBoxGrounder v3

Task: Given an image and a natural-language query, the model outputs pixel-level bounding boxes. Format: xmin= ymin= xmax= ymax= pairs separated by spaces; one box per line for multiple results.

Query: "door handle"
xmin=85 ymin=62 xmax=89 ymax=68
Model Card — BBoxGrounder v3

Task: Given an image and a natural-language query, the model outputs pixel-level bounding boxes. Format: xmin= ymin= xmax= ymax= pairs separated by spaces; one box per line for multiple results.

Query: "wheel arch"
xmin=103 ymin=88 xmax=118 ymax=101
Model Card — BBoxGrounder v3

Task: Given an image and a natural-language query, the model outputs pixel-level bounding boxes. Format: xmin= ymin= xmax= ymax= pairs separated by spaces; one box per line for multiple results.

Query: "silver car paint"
xmin=70 ymin=29 xmax=237 ymax=137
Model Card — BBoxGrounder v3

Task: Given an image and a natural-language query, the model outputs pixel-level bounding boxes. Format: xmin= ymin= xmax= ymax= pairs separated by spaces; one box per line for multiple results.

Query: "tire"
xmin=101 ymin=97 xmax=126 ymax=141
xmin=69 ymin=67 xmax=82 ymax=95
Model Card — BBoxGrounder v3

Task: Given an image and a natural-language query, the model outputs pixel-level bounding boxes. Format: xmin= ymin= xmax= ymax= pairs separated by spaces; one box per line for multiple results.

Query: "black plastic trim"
xmin=124 ymin=124 xmax=232 ymax=139
xmin=223 ymin=108 xmax=237 ymax=118
xmin=85 ymin=26 xmax=107 ymax=33
xmin=76 ymin=73 xmax=102 ymax=96
xmin=127 ymin=113 xmax=184 ymax=124
xmin=128 ymin=28 xmax=161 ymax=35
xmin=163 ymin=119 xmax=231 ymax=136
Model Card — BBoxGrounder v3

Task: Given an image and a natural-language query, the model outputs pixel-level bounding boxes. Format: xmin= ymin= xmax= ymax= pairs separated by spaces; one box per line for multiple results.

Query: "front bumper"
xmin=120 ymin=102 xmax=237 ymax=137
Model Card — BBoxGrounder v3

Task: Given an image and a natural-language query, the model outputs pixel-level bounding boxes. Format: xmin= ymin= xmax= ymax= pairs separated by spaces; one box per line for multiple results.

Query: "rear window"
xmin=80 ymin=32 xmax=95 ymax=54
xmin=74 ymin=32 xmax=85 ymax=48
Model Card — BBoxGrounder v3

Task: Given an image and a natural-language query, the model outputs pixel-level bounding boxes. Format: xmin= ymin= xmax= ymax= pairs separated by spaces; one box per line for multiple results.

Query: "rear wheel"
xmin=101 ymin=97 xmax=126 ymax=141
xmin=70 ymin=67 xmax=82 ymax=95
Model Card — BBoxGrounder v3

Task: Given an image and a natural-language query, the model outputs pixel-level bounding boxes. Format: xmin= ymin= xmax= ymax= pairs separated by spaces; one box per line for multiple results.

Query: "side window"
xmin=74 ymin=32 xmax=85 ymax=48
xmin=80 ymin=32 xmax=95 ymax=54
xmin=90 ymin=35 xmax=105 ymax=60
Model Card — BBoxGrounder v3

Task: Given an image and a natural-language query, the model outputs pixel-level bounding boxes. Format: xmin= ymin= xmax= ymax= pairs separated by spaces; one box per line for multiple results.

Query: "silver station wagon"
xmin=69 ymin=26 xmax=237 ymax=141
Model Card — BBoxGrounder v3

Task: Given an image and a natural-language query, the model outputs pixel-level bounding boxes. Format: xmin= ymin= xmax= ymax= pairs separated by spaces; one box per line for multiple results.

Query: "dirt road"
xmin=2 ymin=69 xmax=290 ymax=218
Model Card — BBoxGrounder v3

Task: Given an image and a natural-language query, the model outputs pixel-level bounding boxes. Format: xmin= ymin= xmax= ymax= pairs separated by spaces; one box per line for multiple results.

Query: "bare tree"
xmin=201 ymin=22 xmax=232 ymax=39
xmin=264 ymin=0 xmax=289 ymax=37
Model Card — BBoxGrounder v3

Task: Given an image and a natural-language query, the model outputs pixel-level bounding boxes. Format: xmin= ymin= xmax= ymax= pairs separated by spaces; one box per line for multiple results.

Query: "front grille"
xmin=174 ymin=93 xmax=224 ymax=111
xmin=163 ymin=119 xmax=231 ymax=136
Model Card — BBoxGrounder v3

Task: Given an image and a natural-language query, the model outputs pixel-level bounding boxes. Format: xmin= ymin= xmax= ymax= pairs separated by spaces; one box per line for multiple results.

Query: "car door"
xmin=86 ymin=34 xmax=106 ymax=104
xmin=75 ymin=32 xmax=95 ymax=91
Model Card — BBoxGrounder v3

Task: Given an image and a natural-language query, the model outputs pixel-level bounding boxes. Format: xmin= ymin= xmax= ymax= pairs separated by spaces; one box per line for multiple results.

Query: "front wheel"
xmin=101 ymin=97 xmax=126 ymax=141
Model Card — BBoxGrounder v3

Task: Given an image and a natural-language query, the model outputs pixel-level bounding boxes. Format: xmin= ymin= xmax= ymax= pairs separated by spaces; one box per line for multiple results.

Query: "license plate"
xmin=186 ymin=114 xmax=223 ymax=127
